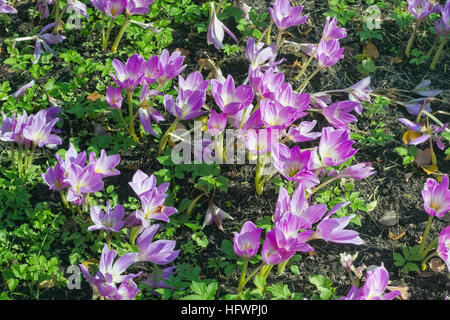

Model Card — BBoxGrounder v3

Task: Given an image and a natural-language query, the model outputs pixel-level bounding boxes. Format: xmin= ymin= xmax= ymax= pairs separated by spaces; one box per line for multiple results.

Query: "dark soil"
xmin=1 ymin=0 xmax=449 ymax=300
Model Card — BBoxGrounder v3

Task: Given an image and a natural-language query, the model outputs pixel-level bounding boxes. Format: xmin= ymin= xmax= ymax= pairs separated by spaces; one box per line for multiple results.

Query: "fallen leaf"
xmin=402 ymin=130 xmax=422 ymax=144
xmin=87 ymin=92 xmax=103 ymax=101
xmin=429 ymin=258 xmax=445 ymax=272
xmin=417 ymin=271 xmax=435 ymax=278
xmin=123 ymin=164 xmax=140 ymax=171
xmin=389 ymin=230 xmax=405 ymax=240
xmin=379 ymin=210 xmax=399 ymax=226
xmin=175 ymin=48 xmax=190 ymax=57
xmin=404 ymin=172 xmax=413 ymax=182
xmin=386 ymin=285 xmax=410 ymax=300
xmin=422 ymin=164 xmax=438 ymax=175
xmin=300 ymin=27 xmax=312 ymax=36
xmin=390 ymin=56 xmax=403 ymax=64
xmin=363 ymin=42 xmax=379 ymax=59
xmin=187 ymin=33 xmax=198 ymax=39
xmin=414 ymin=148 xmax=432 ymax=167
xmin=39 ymin=274 xmax=58 ymax=289
xmin=376 ymin=157 xmax=382 ymax=163
xmin=308 ymin=251 xmax=318 ymax=257
xmin=284 ymin=32 xmax=296 ymax=40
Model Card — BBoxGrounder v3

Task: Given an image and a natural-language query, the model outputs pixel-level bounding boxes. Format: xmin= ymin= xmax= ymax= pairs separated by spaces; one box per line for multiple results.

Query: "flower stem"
xmin=430 ymin=33 xmax=448 ymax=70
xmin=237 ymin=259 xmax=249 ymax=299
xmin=17 ymin=144 xmax=23 ymax=176
xmin=103 ymin=17 xmax=115 ymax=52
xmin=296 ymin=66 xmax=322 ymax=93
xmin=405 ymin=21 xmax=420 ymax=58
xmin=427 ymin=35 xmax=439 ymax=58
xmin=127 ymin=90 xmax=139 ymax=143
xmin=294 ymin=48 xmax=317 ymax=81
xmin=419 ymin=215 xmax=433 ymax=257
xmin=59 ymin=190 xmax=70 ymax=209
xmin=117 ymin=108 xmax=129 ymax=134
xmin=158 ymin=119 xmax=179 ymax=156
xmin=420 ymin=251 xmax=438 ymax=271
xmin=28 ymin=143 xmax=37 ymax=169
xmin=310 ymin=176 xmax=339 ymax=196
xmin=255 ymin=154 xmax=267 ymax=195
xmin=9 ymin=142 xmax=15 ymax=170
xmin=111 ymin=15 xmax=130 ymax=53
xmin=277 ymin=259 xmax=289 ymax=274
xmin=275 ymin=31 xmax=284 ymax=51
xmin=53 ymin=0 xmax=61 ymax=34
xmin=215 ymin=131 xmax=225 ymax=164
xmin=129 ymin=226 xmax=140 ymax=245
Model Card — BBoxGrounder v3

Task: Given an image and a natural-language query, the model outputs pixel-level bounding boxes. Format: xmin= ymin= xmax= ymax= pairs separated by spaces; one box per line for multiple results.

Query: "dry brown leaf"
xmin=386 ymin=285 xmax=410 ymax=300
xmin=376 ymin=157 xmax=382 ymax=163
xmin=175 ymin=48 xmax=190 ymax=57
xmin=39 ymin=274 xmax=58 ymax=289
xmin=188 ymin=33 xmax=198 ymax=39
xmin=363 ymin=42 xmax=379 ymax=59
xmin=429 ymin=258 xmax=445 ymax=272
xmin=390 ymin=56 xmax=403 ymax=64
xmin=418 ymin=271 xmax=434 ymax=278
xmin=404 ymin=172 xmax=413 ymax=182
xmin=308 ymin=251 xmax=318 ymax=256
xmin=284 ymin=32 xmax=296 ymax=40
xmin=414 ymin=148 xmax=432 ymax=167
xmin=87 ymin=92 xmax=103 ymax=101
xmin=422 ymin=164 xmax=438 ymax=175
xmin=301 ymin=28 xmax=312 ymax=36
xmin=389 ymin=230 xmax=405 ymax=240
xmin=123 ymin=164 xmax=140 ymax=171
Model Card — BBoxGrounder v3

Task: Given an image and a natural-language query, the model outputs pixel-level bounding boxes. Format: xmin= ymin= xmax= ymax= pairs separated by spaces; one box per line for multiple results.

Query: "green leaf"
xmin=308 ymin=274 xmax=336 ymax=300
xmin=290 ymin=265 xmax=300 ymax=275
xmin=254 ymin=274 xmax=266 ymax=290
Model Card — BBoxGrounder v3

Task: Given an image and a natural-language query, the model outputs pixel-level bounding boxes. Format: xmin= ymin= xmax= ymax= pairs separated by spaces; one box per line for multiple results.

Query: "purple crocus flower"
xmin=34 ymin=23 xmax=66 ymax=64
xmin=143 ymin=266 xmax=176 ymax=290
xmin=210 ymin=75 xmax=254 ymax=115
xmin=412 ymin=80 xmax=442 ymax=98
xmin=128 ymin=169 xmax=169 ymax=198
xmin=310 ymin=92 xmax=332 ymax=109
xmin=404 ymin=98 xmax=432 ymax=116
xmin=110 ymin=54 xmax=145 ymax=92
xmin=139 ymin=107 xmax=165 ymax=136
xmin=207 ymin=2 xmax=238 ymax=50
xmin=257 ymin=68 xmax=286 ymax=100
xmin=407 ymin=0 xmax=441 ymax=22
xmin=422 ymin=174 xmax=450 ymax=218
xmin=316 ymin=39 xmax=344 ymax=68
xmin=65 ymin=164 xmax=104 ymax=202
xmin=322 ymin=101 xmax=359 ymax=129
xmin=321 ymin=16 xmax=347 ymax=42
xmin=105 ymin=86 xmax=123 ymax=109
xmin=55 ymin=142 xmax=87 ymax=176
xmin=243 ymin=128 xmax=278 ymax=155
xmin=437 ymin=225 xmax=450 ymax=272
xmin=41 ymin=163 xmax=67 ymax=191
xmin=135 ymin=224 xmax=180 ymax=264
xmin=246 ymin=37 xmax=278 ymax=71
xmin=286 ymin=120 xmax=322 ymax=143
xmin=126 ymin=0 xmax=154 ymax=16
xmin=202 ymin=202 xmax=233 ymax=231
xmin=274 ymin=83 xmax=310 ymax=113
xmin=164 ymin=89 xmax=206 ymax=121
xmin=344 ymin=77 xmax=372 ymax=114
xmin=272 ymin=144 xmax=311 ymax=181
xmin=90 ymin=0 xmax=106 ymax=12
xmin=104 ymin=0 xmax=126 ymax=19
xmin=178 ymin=71 xmax=210 ymax=93
xmin=317 ymin=127 xmax=358 ymax=167
xmin=0 ymin=0 xmax=16 ymax=13
xmin=89 ymin=149 xmax=121 ymax=178
xmin=12 ymin=80 xmax=35 ymax=99
xmin=207 ymin=110 xmax=227 ymax=136
xmin=341 ymin=265 xmax=400 ymax=300
xmin=133 ymin=190 xmax=178 ymax=226
xmin=36 ymin=0 xmax=53 ymax=19
xmin=158 ymin=49 xmax=186 ymax=85
xmin=261 ymin=228 xmax=296 ymax=265
xmin=67 ymin=0 xmax=89 ymax=18
xmin=88 ymin=201 xmax=127 ymax=232
xmin=274 ymin=212 xmax=315 ymax=252
xmin=336 ymin=162 xmax=375 ymax=180
xmin=22 ymin=112 xmax=62 ymax=148
xmin=260 ymin=100 xmax=299 ymax=130
xmin=269 ymin=0 xmax=307 ymax=31
xmin=398 ymin=118 xmax=447 ymax=149
xmin=310 ymin=209 xmax=364 ymax=245
xmin=140 ymin=55 xmax=162 ymax=86
xmin=233 ymin=221 xmax=262 ymax=259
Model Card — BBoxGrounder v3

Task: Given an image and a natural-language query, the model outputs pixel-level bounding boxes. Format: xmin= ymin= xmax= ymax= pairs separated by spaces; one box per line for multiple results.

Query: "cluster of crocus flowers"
xmin=42 ymin=143 xmax=120 ymax=210
xmin=405 ymin=0 xmax=442 ymax=57
xmin=0 ymin=107 xmax=62 ymax=176
xmin=340 ymin=265 xmax=401 ymax=300
xmin=415 ymin=175 xmax=450 ymax=270
xmin=90 ymin=0 xmax=155 ymax=52
xmin=269 ymin=0 xmax=307 ymax=48
xmin=106 ymin=50 xmax=186 ymax=143
xmin=232 ymin=183 xmax=364 ymax=298
xmin=81 ymin=168 xmax=180 ymax=300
